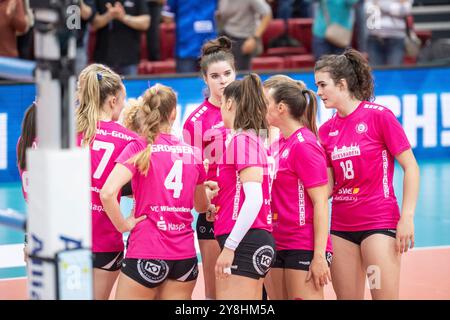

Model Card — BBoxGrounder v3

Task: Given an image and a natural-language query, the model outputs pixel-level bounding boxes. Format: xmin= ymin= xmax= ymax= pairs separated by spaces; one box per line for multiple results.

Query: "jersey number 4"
xmin=164 ymin=159 xmax=184 ymax=198
xmin=92 ymin=141 xmax=115 ymax=179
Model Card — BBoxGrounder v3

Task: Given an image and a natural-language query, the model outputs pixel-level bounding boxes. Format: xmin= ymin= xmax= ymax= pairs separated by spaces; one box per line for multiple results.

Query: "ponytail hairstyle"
xmin=223 ymin=73 xmax=268 ymax=137
xmin=76 ymin=63 xmax=123 ymax=147
xmin=128 ymin=84 xmax=177 ymax=175
xmin=199 ymin=36 xmax=236 ymax=76
xmin=17 ymin=102 xmax=37 ymax=171
xmin=268 ymin=81 xmax=319 ymax=136
xmin=314 ymin=48 xmax=374 ymax=102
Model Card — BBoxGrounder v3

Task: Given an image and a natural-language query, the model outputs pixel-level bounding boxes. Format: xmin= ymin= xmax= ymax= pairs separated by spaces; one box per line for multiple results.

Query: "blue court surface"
xmin=0 ymin=158 xmax=449 ymax=280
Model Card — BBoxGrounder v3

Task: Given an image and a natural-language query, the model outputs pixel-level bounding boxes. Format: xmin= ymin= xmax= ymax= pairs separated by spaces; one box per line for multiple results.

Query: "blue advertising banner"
xmin=1 ymin=66 xmax=449 ymax=182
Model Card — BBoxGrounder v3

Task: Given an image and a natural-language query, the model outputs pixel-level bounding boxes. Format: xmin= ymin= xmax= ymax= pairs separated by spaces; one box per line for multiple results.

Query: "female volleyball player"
xmin=182 ymin=36 xmax=236 ymax=300
xmin=263 ymin=79 xmax=332 ymax=300
xmin=76 ymin=63 xmax=139 ymax=300
xmin=213 ymin=74 xmax=275 ymax=300
xmin=315 ymin=48 xmax=419 ymax=299
xmin=100 ymin=84 xmax=218 ymax=299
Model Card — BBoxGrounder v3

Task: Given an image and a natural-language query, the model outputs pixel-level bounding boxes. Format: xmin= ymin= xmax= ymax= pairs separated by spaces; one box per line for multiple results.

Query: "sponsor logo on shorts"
xmin=199 ymin=226 xmax=206 ymax=233
xmin=326 ymin=252 xmax=333 ymax=265
xmin=298 ymin=261 xmax=310 ymax=266
xmin=387 ymin=229 xmax=397 ymax=235
xmin=137 ymin=259 xmax=169 ymax=284
xmin=253 ymin=245 xmax=275 ymax=275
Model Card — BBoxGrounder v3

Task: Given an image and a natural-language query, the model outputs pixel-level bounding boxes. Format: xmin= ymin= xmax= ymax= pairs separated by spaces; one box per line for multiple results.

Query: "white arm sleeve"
xmin=224 ymin=181 xmax=263 ymax=251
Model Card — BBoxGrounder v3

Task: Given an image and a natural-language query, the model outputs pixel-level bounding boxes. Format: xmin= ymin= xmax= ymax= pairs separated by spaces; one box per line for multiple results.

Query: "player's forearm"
xmin=401 ymin=162 xmax=419 ymax=219
xmin=312 ymin=196 xmax=329 ymax=258
xmin=100 ymin=192 xmax=127 ymax=233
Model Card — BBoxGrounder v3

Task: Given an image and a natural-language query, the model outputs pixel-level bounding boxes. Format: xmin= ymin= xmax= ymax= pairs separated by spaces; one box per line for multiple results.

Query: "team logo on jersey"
xmin=356 ymin=122 xmax=368 ymax=134
xmin=281 ymin=149 xmax=289 ymax=158
xmin=253 ymin=245 xmax=275 ymax=275
xmin=296 ymin=132 xmax=305 ymax=142
xmin=137 ymin=259 xmax=169 ymax=284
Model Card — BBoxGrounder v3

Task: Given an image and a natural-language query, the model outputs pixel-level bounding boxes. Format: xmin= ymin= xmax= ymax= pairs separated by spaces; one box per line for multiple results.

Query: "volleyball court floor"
xmin=0 ymin=159 xmax=449 ymax=299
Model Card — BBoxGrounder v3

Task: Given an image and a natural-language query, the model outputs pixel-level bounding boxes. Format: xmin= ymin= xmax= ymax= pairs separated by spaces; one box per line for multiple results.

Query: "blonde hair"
xmin=121 ymin=98 xmax=145 ymax=133
xmin=76 ymin=63 xmax=123 ymax=146
xmin=263 ymin=74 xmax=306 ymax=91
xmin=128 ymin=84 xmax=177 ymax=175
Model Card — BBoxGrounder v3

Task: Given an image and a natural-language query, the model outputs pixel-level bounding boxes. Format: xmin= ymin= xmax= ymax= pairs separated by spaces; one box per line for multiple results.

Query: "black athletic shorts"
xmin=93 ymin=251 xmax=124 ymax=271
xmin=196 ymin=213 xmax=215 ymax=240
xmin=121 ymin=257 xmax=199 ymax=289
xmin=216 ymin=229 xmax=276 ymax=280
xmin=331 ymin=229 xmax=397 ymax=246
xmin=272 ymin=250 xmax=333 ymax=271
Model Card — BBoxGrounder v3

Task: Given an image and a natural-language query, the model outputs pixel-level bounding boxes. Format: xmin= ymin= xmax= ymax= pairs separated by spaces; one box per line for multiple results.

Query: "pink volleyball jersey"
xmin=214 ymin=131 xmax=272 ymax=237
xmin=117 ymin=133 xmax=206 ymax=260
xmin=16 ymin=137 xmax=38 ymax=202
xmin=318 ymin=101 xmax=411 ymax=232
xmin=271 ymin=127 xmax=332 ymax=252
xmin=76 ymin=121 xmax=138 ymax=252
xmin=183 ymin=99 xmax=227 ymax=182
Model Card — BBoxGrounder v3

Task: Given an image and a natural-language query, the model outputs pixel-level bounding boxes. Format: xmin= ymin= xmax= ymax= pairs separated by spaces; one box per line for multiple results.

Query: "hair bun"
xmin=201 ymin=36 xmax=232 ymax=56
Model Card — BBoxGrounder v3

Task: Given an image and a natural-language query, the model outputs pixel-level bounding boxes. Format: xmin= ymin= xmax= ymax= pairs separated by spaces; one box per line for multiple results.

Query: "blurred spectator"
xmin=216 ymin=0 xmax=272 ymax=71
xmin=292 ymin=0 xmax=313 ymax=18
xmin=75 ymin=0 xmax=96 ymax=75
xmin=366 ymin=0 xmax=413 ymax=66
xmin=162 ymin=0 xmax=217 ymax=73
xmin=312 ymin=0 xmax=358 ymax=60
xmin=17 ymin=0 xmax=34 ymax=60
xmin=0 ymin=0 xmax=28 ymax=57
xmin=145 ymin=0 xmax=164 ymax=61
xmin=92 ymin=0 xmax=150 ymax=76
xmin=353 ymin=0 xmax=367 ymax=52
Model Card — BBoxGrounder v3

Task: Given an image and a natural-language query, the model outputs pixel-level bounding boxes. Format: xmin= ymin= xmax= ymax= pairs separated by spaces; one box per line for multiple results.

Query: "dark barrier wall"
xmin=1 ymin=66 xmax=449 ymax=182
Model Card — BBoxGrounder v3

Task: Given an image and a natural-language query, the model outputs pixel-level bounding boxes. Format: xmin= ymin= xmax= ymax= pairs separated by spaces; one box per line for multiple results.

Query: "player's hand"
xmin=121 ymin=214 xmax=146 ymax=233
xmin=306 ymin=255 xmax=332 ymax=290
xmin=396 ymin=215 xmax=414 ymax=254
xmin=215 ymin=247 xmax=235 ymax=280
xmin=204 ymin=180 xmax=219 ymax=199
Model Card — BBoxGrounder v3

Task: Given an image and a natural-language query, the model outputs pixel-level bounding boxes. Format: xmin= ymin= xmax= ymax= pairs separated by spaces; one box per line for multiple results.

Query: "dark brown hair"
xmin=223 ymin=73 xmax=268 ymax=136
xmin=199 ymin=36 xmax=236 ymax=76
xmin=269 ymin=82 xmax=318 ymax=136
xmin=17 ymin=103 xmax=36 ymax=171
xmin=314 ymin=48 xmax=374 ymax=102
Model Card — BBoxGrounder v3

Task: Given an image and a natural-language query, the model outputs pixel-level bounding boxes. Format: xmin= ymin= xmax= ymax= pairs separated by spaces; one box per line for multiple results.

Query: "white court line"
xmin=0 ymin=244 xmax=26 ymax=268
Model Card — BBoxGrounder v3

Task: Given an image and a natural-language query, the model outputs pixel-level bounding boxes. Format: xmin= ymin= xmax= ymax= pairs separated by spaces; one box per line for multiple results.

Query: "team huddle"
xmin=17 ymin=36 xmax=419 ymax=300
